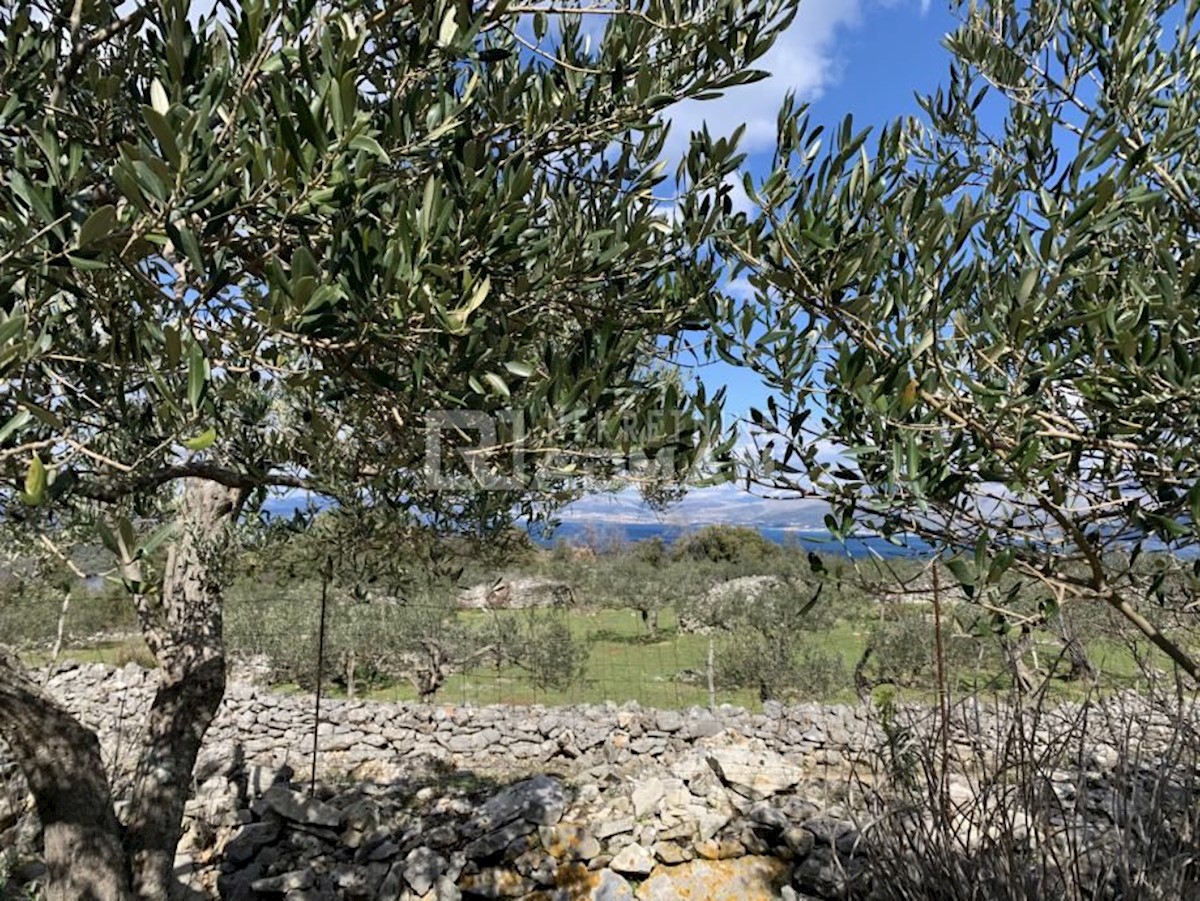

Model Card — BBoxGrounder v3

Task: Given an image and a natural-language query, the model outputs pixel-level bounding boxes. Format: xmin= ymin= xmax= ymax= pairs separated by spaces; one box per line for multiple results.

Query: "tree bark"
xmin=124 ymin=479 xmax=241 ymax=901
xmin=1002 ymin=632 xmax=1039 ymax=693
xmin=0 ymin=650 xmax=132 ymax=901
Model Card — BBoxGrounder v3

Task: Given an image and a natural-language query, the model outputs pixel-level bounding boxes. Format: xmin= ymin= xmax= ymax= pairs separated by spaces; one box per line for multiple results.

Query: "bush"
xmin=631 ymin=536 xmax=668 ymax=566
xmin=715 ymin=628 xmax=849 ymax=705
xmin=0 ymin=570 xmax=137 ymax=650
xmin=717 ymin=627 xmax=800 ymax=700
xmin=225 ymin=579 xmax=589 ymax=700
xmin=856 ymin=606 xmax=993 ymax=692
xmin=717 ymin=628 xmax=847 ymax=700
xmin=673 ymin=525 xmax=781 ymax=568
xmin=855 ymin=683 xmax=1200 ymax=900
xmin=795 ymin=641 xmax=850 ymax=699
xmin=684 ymin=574 xmax=834 ymax=635
xmin=226 ymin=583 xmax=464 ymax=690
xmin=505 ymin=612 xmax=588 ymax=691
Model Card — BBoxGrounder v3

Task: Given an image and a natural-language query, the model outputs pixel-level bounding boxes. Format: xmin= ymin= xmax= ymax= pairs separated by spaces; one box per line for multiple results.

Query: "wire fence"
xmin=223 ymin=588 xmax=747 ymax=711
xmin=5 ymin=575 xmax=857 ymax=712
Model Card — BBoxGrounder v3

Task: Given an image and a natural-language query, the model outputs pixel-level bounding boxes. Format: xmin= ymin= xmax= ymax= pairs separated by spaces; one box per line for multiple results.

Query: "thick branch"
xmin=0 ymin=649 xmax=132 ymax=901
xmin=69 ymin=462 xmax=311 ymax=505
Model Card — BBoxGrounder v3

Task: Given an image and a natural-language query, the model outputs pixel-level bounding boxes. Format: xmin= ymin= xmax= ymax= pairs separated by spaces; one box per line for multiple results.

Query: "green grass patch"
xmin=20 ymin=603 xmax=1170 ymax=712
xmin=356 ymin=607 xmax=868 ymax=709
xmin=21 ymin=636 xmax=155 ymax=670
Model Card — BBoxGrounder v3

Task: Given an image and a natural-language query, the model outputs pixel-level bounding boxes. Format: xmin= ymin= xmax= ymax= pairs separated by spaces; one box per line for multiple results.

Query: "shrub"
xmin=856 ymin=606 xmax=993 ymax=693
xmin=504 ymin=612 xmax=588 ymax=691
xmin=0 ymin=568 xmax=137 ymax=650
xmin=716 ymin=628 xmax=847 ymax=701
xmin=225 ymin=579 xmax=589 ymax=699
xmin=673 ymin=525 xmax=781 ymax=568
xmin=854 ymin=683 xmax=1200 ymax=900
xmin=631 ymin=536 xmax=668 ymax=566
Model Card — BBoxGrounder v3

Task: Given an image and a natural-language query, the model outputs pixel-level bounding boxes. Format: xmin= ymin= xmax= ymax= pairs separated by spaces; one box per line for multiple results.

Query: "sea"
xmin=534 ymin=521 xmax=928 ymax=559
xmin=261 ymin=496 xmax=928 ymax=559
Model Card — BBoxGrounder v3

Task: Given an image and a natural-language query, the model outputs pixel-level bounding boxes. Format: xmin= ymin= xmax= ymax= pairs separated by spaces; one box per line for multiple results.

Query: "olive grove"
xmin=714 ymin=0 xmax=1200 ymax=684
xmin=0 ymin=0 xmax=796 ymax=896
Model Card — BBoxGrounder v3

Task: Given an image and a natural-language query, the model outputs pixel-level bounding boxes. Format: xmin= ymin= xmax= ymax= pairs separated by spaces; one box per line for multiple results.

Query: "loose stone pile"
xmin=181 ymin=745 xmax=868 ymax=900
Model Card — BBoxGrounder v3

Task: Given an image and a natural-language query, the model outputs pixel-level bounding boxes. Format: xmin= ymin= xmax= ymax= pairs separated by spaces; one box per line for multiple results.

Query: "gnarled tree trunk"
xmin=0 ymin=478 xmax=240 ymax=901
xmin=125 ymin=479 xmax=241 ymax=900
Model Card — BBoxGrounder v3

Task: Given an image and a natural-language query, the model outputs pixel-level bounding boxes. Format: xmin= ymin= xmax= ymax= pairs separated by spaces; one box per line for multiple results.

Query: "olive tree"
xmin=0 ymin=0 xmax=795 ymax=897
xmin=714 ymin=0 xmax=1200 ymax=682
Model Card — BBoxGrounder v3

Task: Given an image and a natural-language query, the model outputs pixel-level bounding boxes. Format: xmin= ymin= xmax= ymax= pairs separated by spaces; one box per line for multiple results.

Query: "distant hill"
xmin=554 ymin=484 xmax=831 ymax=530
xmin=538 ymin=521 xmax=927 ymax=559
xmin=258 ymin=485 xmax=924 ymax=558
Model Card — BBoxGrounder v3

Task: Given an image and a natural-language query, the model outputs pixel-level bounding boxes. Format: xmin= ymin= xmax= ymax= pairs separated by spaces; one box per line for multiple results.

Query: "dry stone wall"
xmin=34 ymin=662 xmax=881 ymax=782
xmin=2 ymin=662 xmax=886 ymax=900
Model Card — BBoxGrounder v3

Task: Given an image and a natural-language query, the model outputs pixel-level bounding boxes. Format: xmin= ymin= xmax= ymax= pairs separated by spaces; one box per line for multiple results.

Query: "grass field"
xmin=25 ymin=603 xmax=1170 ymax=711
xmin=12 ymin=525 xmax=1192 ymax=711
xmin=353 ymin=608 xmax=868 ymax=708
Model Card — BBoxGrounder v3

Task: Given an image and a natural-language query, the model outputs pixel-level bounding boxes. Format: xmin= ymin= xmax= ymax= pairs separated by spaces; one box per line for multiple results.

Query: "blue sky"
xmin=564 ymin=0 xmax=962 ymax=528
xmin=686 ymin=0 xmax=958 ymax=418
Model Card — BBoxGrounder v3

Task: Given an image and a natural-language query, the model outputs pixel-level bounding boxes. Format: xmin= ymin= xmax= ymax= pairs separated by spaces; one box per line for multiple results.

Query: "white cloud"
xmin=557 ymin=481 xmax=829 ymax=528
xmin=660 ymin=0 xmax=867 ymax=163
xmin=724 ymin=276 xmax=756 ymax=299
xmin=660 ymin=0 xmax=931 ymax=164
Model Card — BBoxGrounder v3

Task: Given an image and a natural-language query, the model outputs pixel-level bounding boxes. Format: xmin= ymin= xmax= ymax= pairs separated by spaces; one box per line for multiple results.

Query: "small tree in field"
xmin=715 ymin=0 xmax=1200 ymax=684
xmin=708 ymin=578 xmax=845 ymax=701
xmin=0 ymin=1 xmax=795 ymax=897
xmin=226 ymin=509 xmax=589 ymax=700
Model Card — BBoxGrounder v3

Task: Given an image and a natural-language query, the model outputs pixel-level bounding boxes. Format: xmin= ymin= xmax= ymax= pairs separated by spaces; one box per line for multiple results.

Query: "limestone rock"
xmin=782 ymin=826 xmax=815 ymax=858
xmin=652 ymin=842 xmax=693 ymax=865
xmin=801 ymin=815 xmax=857 ymax=849
xmin=458 ymin=577 xmax=574 ymax=610
xmin=705 ymin=748 xmax=804 ymax=800
xmin=224 ymin=820 xmax=281 ymax=865
xmin=404 ymin=846 xmax=448 ymax=896
xmin=748 ymin=804 xmax=789 ymax=832
xmin=539 ymin=823 xmax=602 ymax=862
xmin=245 ymin=763 xmax=292 ymax=797
xmin=633 ymin=856 xmax=789 ymax=901
xmin=695 ymin=811 xmax=730 ymax=843
xmin=458 ymin=866 xmax=534 ymax=898
xmin=792 ymin=845 xmax=866 ymax=898
xmin=594 ymin=817 xmax=635 ymax=840
xmin=631 ymin=778 xmax=666 ymax=819
xmin=261 ymin=786 xmax=342 ymax=829
xmin=695 ymin=838 xmax=746 ymax=861
xmin=251 ymin=868 xmax=314 ymax=893
xmin=525 ymin=866 xmax=635 ymax=901
xmin=376 ymin=863 xmax=407 ymax=901
xmin=655 ymin=710 xmax=684 ymax=733
xmin=610 ymin=843 xmax=654 ymax=877
xmin=478 ymin=775 xmax=567 ymax=831
xmin=464 ymin=818 xmax=537 ymax=860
